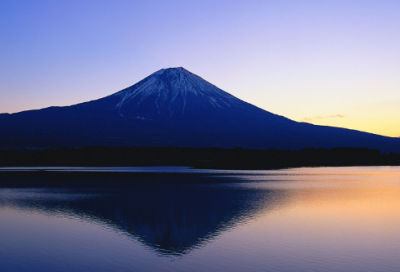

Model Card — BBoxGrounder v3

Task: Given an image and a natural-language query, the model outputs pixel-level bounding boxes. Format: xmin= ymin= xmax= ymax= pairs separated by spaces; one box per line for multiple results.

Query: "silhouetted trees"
xmin=0 ymin=146 xmax=399 ymax=169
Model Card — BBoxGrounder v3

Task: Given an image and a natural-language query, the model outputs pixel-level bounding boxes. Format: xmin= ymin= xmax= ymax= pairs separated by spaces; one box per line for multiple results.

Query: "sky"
xmin=1 ymin=0 xmax=399 ymax=137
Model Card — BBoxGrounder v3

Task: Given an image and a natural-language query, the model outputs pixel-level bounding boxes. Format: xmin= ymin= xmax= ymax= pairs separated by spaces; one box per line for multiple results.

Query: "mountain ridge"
xmin=1 ymin=67 xmax=399 ymax=152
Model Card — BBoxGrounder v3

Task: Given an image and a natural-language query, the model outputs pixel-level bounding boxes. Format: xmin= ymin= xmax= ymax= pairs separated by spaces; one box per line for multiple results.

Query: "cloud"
xmin=301 ymin=114 xmax=345 ymax=122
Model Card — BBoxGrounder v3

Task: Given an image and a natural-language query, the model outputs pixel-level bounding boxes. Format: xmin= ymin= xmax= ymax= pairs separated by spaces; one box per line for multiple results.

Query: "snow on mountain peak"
xmin=113 ymin=67 xmax=243 ymax=117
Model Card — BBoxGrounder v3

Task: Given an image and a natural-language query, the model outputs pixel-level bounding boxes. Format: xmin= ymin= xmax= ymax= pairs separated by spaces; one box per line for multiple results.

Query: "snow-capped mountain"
xmin=114 ymin=67 xmax=243 ymax=118
xmin=1 ymin=67 xmax=399 ymax=152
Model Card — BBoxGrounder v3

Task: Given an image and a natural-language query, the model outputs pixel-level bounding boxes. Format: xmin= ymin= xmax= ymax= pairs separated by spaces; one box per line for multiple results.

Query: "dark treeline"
xmin=1 ymin=146 xmax=400 ymax=169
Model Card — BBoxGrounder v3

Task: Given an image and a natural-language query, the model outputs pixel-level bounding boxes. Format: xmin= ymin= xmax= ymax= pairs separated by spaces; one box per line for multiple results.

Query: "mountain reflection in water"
xmin=0 ymin=171 xmax=286 ymax=256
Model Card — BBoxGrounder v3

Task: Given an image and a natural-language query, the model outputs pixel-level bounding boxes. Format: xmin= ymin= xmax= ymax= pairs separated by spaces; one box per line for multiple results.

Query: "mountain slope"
xmin=1 ymin=67 xmax=399 ymax=152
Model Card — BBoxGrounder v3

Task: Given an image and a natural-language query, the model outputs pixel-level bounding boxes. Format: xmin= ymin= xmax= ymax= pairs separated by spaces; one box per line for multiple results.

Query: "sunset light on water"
xmin=1 ymin=167 xmax=400 ymax=271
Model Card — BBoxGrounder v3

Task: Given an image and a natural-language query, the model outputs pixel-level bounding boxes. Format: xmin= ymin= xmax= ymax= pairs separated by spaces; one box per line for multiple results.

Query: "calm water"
xmin=0 ymin=166 xmax=400 ymax=272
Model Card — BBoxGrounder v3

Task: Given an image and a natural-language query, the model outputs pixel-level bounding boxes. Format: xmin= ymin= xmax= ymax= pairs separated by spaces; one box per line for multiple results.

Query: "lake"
xmin=0 ymin=166 xmax=400 ymax=271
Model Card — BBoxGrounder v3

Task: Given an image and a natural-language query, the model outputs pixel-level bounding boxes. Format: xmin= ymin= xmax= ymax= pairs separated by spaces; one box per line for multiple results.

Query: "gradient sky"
xmin=1 ymin=0 xmax=399 ymax=137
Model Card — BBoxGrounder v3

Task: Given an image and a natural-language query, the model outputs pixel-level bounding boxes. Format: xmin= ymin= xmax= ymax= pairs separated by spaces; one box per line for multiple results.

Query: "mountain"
xmin=1 ymin=67 xmax=399 ymax=152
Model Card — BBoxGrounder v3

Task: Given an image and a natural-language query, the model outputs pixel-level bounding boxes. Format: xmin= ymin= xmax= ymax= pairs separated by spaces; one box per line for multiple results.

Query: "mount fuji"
xmin=1 ymin=67 xmax=399 ymax=152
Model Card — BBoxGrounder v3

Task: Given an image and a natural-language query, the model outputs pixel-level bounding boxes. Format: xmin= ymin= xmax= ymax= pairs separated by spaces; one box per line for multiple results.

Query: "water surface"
xmin=0 ymin=166 xmax=399 ymax=271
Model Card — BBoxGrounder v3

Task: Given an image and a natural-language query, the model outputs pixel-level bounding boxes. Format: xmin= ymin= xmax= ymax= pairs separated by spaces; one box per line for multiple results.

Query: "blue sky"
xmin=1 ymin=0 xmax=399 ymax=136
